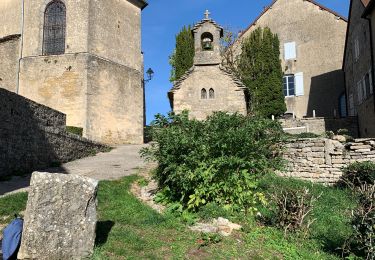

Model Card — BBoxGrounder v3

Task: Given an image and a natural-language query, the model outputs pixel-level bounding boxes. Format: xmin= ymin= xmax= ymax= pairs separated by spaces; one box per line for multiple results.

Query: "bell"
xmin=203 ymin=41 xmax=212 ymax=50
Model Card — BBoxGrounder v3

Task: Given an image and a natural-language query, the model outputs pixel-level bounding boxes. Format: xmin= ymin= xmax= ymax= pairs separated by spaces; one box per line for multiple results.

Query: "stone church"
xmin=168 ymin=12 xmax=249 ymax=120
xmin=0 ymin=0 xmax=148 ymax=145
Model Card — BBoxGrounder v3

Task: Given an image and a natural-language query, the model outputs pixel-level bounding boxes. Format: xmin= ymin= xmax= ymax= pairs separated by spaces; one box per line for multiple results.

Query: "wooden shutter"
xmin=284 ymin=42 xmax=296 ymax=60
xmin=295 ymin=72 xmax=304 ymax=96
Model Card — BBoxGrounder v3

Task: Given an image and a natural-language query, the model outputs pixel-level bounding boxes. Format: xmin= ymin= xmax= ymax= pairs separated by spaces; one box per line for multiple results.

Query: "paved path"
xmin=0 ymin=144 xmax=148 ymax=197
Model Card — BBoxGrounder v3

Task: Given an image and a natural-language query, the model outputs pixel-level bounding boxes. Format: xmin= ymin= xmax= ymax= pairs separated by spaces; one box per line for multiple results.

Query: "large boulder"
xmin=18 ymin=172 xmax=98 ymax=260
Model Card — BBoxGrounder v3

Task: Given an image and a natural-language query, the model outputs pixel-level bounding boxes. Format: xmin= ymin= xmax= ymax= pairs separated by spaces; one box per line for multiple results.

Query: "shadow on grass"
xmin=95 ymin=220 xmax=115 ymax=246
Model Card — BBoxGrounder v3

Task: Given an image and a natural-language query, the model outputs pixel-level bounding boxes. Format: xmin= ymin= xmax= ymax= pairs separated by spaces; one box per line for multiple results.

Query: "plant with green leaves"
xmin=141 ymin=111 xmax=285 ymax=213
xmin=237 ymin=27 xmax=286 ymax=118
xmin=169 ymin=25 xmax=195 ymax=82
xmin=339 ymin=161 xmax=375 ymax=188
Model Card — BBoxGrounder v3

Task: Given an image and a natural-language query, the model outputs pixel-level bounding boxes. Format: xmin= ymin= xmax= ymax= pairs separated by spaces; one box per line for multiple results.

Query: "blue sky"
xmin=142 ymin=0 xmax=350 ymax=124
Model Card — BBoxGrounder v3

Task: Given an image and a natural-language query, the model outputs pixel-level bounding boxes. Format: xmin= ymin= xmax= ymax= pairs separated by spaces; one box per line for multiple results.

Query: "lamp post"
xmin=143 ymin=68 xmax=154 ymax=143
xmin=144 ymin=68 xmax=154 ymax=83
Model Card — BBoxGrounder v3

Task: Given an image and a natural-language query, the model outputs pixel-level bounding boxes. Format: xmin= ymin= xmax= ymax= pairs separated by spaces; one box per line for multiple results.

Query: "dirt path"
xmin=0 ymin=144 xmax=149 ymax=198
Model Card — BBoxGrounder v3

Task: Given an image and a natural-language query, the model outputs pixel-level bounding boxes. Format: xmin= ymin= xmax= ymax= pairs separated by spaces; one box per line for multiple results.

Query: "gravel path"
xmin=0 ymin=144 xmax=149 ymax=198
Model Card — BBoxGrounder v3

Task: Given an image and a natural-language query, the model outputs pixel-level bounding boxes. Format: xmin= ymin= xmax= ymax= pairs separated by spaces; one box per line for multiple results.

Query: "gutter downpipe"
xmin=16 ymin=0 xmax=25 ymax=94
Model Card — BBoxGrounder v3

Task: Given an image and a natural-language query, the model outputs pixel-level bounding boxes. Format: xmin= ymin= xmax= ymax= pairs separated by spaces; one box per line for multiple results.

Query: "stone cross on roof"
xmin=204 ymin=10 xmax=211 ymax=19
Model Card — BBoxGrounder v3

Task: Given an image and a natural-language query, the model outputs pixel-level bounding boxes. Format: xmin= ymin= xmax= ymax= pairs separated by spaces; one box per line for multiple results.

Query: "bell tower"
xmin=192 ymin=10 xmax=224 ymax=65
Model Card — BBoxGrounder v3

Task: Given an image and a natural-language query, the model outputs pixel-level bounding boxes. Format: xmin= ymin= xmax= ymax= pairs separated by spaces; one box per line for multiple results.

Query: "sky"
xmin=142 ymin=0 xmax=350 ymax=124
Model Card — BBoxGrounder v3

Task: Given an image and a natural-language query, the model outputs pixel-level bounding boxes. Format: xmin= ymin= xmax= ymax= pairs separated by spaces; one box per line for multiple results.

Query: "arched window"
xmin=209 ymin=88 xmax=215 ymax=99
xmin=43 ymin=1 xmax=66 ymax=55
xmin=201 ymin=88 xmax=207 ymax=99
xmin=201 ymin=32 xmax=213 ymax=51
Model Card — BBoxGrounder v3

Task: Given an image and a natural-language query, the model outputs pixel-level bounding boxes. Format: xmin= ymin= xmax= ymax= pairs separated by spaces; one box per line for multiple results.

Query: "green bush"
xmin=66 ymin=126 xmax=83 ymax=136
xmin=344 ymin=184 xmax=375 ymax=259
xmin=141 ymin=111 xmax=285 ymax=213
xmin=339 ymin=161 xmax=375 ymax=188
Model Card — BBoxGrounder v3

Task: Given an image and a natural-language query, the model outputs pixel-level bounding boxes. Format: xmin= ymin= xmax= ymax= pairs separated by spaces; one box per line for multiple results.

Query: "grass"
xmin=0 ymin=192 xmax=28 ymax=224
xmin=0 ymin=175 xmax=359 ymax=259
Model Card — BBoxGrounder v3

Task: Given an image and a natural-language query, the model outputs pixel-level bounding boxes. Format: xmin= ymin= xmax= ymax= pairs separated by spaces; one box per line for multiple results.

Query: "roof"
xmin=361 ymin=0 xmax=371 ymax=7
xmin=239 ymin=0 xmax=347 ymax=38
xmin=168 ymin=65 xmax=247 ymax=107
xmin=0 ymin=34 xmax=21 ymax=44
xmin=127 ymin=0 xmax=148 ymax=10
xmin=192 ymin=18 xmax=224 ymax=37
xmin=363 ymin=0 xmax=375 ymax=16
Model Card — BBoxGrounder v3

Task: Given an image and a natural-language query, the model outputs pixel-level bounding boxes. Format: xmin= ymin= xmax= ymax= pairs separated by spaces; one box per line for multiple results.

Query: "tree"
xmin=169 ymin=25 xmax=195 ymax=82
xmin=220 ymin=28 xmax=240 ymax=74
xmin=237 ymin=27 xmax=286 ymax=118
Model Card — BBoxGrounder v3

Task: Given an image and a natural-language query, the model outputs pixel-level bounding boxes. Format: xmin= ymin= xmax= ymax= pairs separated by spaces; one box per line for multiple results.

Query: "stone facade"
xmin=18 ymin=172 xmax=98 ymax=259
xmin=0 ymin=88 xmax=108 ymax=179
xmin=169 ymin=15 xmax=249 ymax=120
xmin=282 ymin=138 xmax=375 ymax=184
xmin=0 ymin=0 xmax=147 ymax=145
xmin=344 ymin=0 xmax=375 ymax=138
xmin=236 ymin=0 xmax=347 ymax=119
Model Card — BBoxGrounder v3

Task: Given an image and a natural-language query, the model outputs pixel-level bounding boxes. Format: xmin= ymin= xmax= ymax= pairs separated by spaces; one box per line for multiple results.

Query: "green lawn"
xmin=0 ymin=175 xmax=359 ymax=259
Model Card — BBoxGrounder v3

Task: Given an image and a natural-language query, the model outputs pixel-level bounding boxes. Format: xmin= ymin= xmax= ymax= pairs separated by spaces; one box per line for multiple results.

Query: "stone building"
xmin=344 ymin=0 xmax=375 ymax=137
xmin=0 ymin=0 xmax=148 ymax=145
xmin=236 ymin=0 xmax=348 ymax=119
xmin=168 ymin=12 xmax=249 ymax=120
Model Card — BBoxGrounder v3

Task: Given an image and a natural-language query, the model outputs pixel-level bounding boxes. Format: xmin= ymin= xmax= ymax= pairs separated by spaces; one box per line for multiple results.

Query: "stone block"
xmin=311 ymin=158 xmax=325 ymax=165
xmin=311 ymin=147 xmax=325 ymax=152
xmin=350 ymin=145 xmax=371 ymax=150
xmin=302 ymin=147 xmax=312 ymax=153
xmin=18 ymin=172 xmax=98 ymax=260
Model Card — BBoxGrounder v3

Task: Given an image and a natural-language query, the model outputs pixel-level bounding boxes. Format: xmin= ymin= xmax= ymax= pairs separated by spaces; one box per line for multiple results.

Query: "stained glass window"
xmin=43 ymin=1 xmax=66 ymax=55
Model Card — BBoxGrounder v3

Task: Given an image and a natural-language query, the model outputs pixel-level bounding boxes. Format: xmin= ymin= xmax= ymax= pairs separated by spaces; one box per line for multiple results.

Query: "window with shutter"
xmin=295 ymin=72 xmax=304 ymax=96
xmin=283 ymin=75 xmax=295 ymax=96
xmin=284 ymin=42 xmax=296 ymax=60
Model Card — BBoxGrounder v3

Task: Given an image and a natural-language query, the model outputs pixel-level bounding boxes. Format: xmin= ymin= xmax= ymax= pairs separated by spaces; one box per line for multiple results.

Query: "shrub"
xmin=66 ymin=126 xmax=83 ymax=136
xmin=343 ymin=184 xmax=375 ymax=259
xmin=267 ymin=187 xmax=321 ymax=236
xmin=339 ymin=161 xmax=375 ymax=188
xmin=141 ymin=111 xmax=285 ymax=213
xmin=285 ymin=132 xmax=320 ymax=139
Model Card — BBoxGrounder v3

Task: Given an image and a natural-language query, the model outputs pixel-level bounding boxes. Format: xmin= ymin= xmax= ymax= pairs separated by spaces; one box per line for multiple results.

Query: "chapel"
xmin=168 ymin=11 xmax=249 ymax=120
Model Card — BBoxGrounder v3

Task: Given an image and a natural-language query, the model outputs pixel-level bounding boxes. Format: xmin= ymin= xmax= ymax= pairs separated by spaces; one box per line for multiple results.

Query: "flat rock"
xmin=18 ymin=172 xmax=98 ymax=260
xmin=190 ymin=217 xmax=242 ymax=237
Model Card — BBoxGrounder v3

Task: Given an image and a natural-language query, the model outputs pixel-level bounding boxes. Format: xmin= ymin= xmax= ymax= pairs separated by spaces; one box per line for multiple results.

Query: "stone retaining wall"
xmin=0 ymin=88 xmax=108 ymax=178
xmin=281 ymin=138 xmax=375 ymax=184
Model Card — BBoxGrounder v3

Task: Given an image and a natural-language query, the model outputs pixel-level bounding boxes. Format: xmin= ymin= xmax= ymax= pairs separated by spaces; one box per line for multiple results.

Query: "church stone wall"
xmin=88 ymin=0 xmax=142 ymax=71
xmin=0 ymin=35 xmax=20 ymax=93
xmin=238 ymin=0 xmax=347 ymax=119
xmin=173 ymin=66 xmax=247 ymax=120
xmin=19 ymin=54 xmax=89 ymax=131
xmin=0 ymin=0 xmax=22 ymax=38
xmin=22 ymin=0 xmax=90 ymax=57
xmin=86 ymin=56 xmax=144 ymax=144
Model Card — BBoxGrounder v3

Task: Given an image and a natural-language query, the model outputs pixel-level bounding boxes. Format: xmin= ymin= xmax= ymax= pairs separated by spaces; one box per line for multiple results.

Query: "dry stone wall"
xmin=281 ymin=138 xmax=375 ymax=184
xmin=0 ymin=88 xmax=108 ymax=178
